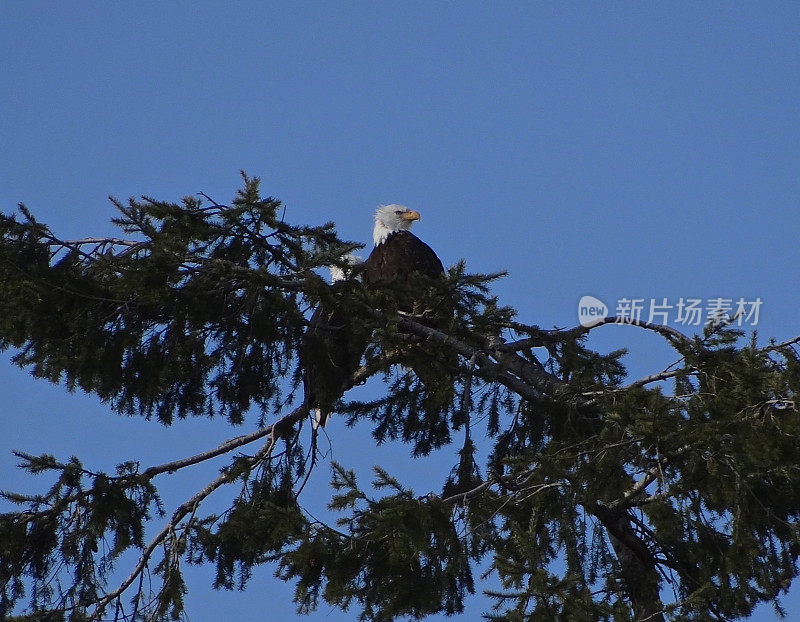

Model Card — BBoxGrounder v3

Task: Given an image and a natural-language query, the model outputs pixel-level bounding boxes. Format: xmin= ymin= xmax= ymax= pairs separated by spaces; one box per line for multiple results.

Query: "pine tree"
xmin=1 ymin=175 xmax=799 ymax=621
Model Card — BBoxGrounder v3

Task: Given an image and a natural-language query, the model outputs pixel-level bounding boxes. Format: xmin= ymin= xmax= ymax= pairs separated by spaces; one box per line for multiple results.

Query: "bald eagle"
xmin=363 ymin=205 xmax=445 ymax=284
xmin=301 ymin=205 xmax=451 ymax=431
xmin=363 ymin=205 xmax=456 ymax=418
xmin=301 ymin=256 xmax=365 ymax=429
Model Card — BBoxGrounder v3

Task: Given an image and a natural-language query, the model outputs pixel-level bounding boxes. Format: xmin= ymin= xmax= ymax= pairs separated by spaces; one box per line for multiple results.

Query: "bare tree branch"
xmin=500 ymin=316 xmax=691 ymax=352
xmin=760 ymin=334 xmax=800 ymax=354
xmin=58 ymin=237 xmax=142 ymax=248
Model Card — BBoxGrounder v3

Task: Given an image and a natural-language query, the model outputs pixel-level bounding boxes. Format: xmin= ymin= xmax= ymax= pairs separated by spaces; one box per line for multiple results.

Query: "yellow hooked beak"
xmin=401 ymin=210 xmax=421 ymax=222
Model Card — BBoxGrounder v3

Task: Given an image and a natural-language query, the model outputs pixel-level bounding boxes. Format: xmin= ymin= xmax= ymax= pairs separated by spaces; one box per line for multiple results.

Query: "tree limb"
xmin=500 ymin=316 xmax=691 ymax=351
xmin=85 ymin=421 xmax=286 ymax=619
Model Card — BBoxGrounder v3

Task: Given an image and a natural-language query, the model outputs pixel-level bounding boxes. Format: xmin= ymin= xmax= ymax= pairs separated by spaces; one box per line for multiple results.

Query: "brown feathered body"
xmin=363 ymin=230 xmax=445 ymax=284
xmin=300 ymin=279 xmax=366 ymax=429
xmin=363 ymin=219 xmax=456 ymax=417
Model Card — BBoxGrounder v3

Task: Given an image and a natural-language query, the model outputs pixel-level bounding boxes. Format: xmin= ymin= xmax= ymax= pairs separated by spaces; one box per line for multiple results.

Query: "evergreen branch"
xmin=300 ymin=507 xmax=352 ymax=541
xmin=500 ymin=316 xmax=691 ymax=351
xmin=37 ymin=225 xmax=308 ymax=292
xmin=625 ymin=368 xmax=694 ymax=389
xmin=590 ymin=503 xmax=666 ymax=620
xmin=439 ymin=475 xmax=562 ymax=506
xmin=615 ymin=463 xmax=666 ymax=509
xmin=138 ymin=409 xmax=306 ymax=479
xmin=85 ymin=428 xmax=284 ymax=619
xmin=38 ymin=231 xmax=132 ymax=266
xmin=440 ymin=479 xmax=495 ymax=505
xmin=58 ymin=237 xmax=142 ymax=248
xmin=6 ymin=408 xmax=310 ymax=529
xmin=388 ymin=311 xmax=597 ymax=409
xmin=391 ymin=314 xmax=543 ymax=402
xmin=760 ymin=334 xmax=800 ymax=354
xmin=196 ymin=192 xmax=230 ymax=210
xmin=347 ymin=349 xmax=406 ymax=387
xmin=581 ymin=367 xmax=698 ymax=396
xmin=497 ymin=319 xmax=544 ymax=334
xmin=175 ymin=257 xmax=307 ymax=290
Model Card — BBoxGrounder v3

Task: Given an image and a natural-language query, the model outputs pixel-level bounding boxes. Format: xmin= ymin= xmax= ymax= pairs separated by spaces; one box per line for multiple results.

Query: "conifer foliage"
xmin=1 ymin=175 xmax=800 ymax=621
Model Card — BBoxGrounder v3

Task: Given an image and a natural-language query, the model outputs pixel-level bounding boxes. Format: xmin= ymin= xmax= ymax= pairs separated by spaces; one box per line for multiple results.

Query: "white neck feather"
xmin=373 ymin=221 xmax=393 ymax=246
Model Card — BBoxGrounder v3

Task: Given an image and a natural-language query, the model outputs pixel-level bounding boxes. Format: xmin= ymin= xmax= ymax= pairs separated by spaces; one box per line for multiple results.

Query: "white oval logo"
xmin=578 ymin=295 xmax=608 ymax=327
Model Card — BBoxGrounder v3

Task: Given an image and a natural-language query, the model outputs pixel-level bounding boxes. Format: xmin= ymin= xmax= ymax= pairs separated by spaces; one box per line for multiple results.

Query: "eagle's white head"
xmin=373 ymin=204 xmax=421 ymax=246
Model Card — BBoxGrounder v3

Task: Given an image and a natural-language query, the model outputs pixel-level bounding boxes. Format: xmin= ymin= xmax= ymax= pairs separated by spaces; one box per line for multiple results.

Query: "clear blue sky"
xmin=1 ymin=3 xmax=798 ymax=620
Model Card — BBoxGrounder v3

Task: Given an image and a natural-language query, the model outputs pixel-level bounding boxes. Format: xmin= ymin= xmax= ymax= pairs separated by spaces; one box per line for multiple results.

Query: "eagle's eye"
xmin=395 ymin=210 xmax=403 ymax=215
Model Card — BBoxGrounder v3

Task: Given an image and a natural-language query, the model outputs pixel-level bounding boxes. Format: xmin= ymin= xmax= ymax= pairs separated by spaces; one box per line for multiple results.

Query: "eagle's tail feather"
xmin=312 ymin=407 xmax=327 ymax=430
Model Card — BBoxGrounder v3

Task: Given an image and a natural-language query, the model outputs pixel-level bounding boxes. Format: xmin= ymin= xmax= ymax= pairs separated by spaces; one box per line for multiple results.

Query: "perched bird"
xmin=300 ymin=256 xmax=365 ymax=429
xmin=301 ymin=205 xmax=452 ymax=432
xmin=363 ymin=205 xmax=445 ymax=285
xmin=363 ymin=205 xmax=455 ymax=417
